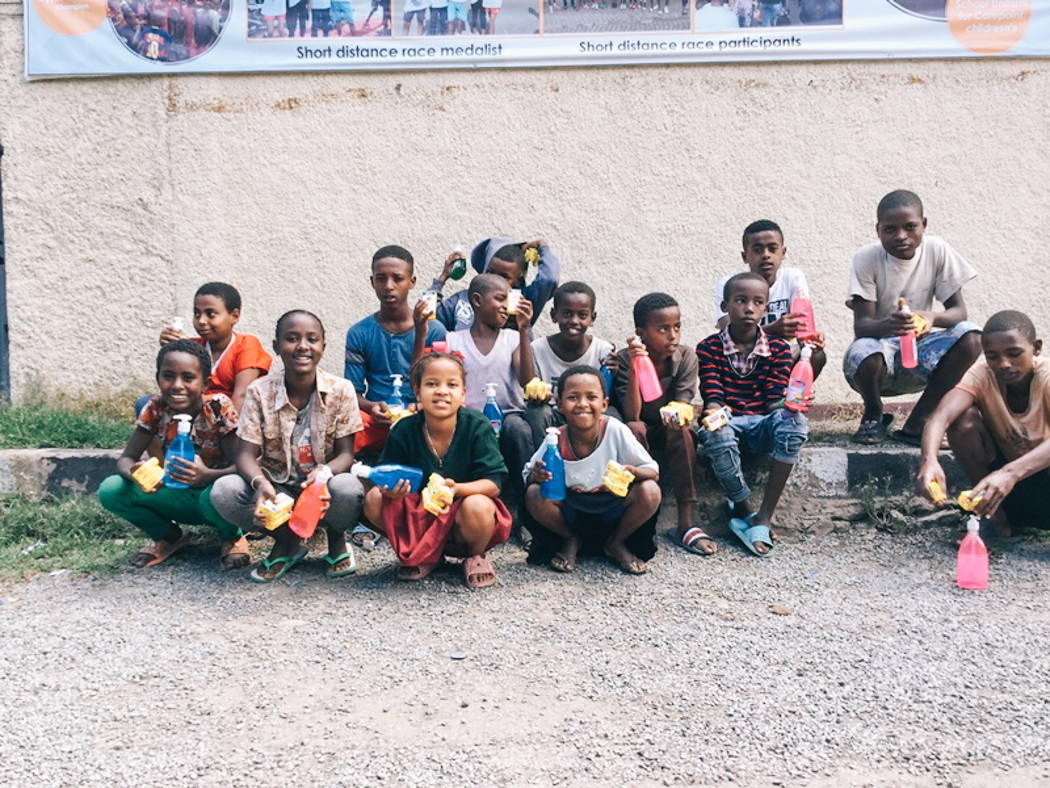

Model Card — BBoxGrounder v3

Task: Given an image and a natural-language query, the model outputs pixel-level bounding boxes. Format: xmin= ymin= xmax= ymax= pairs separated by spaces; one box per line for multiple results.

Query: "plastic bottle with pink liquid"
xmin=789 ymin=290 xmax=816 ymax=343
xmin=898 ymin=297 xmax=918 ymax=369
xmin=957 ymin=516 xmax=988 ymax=590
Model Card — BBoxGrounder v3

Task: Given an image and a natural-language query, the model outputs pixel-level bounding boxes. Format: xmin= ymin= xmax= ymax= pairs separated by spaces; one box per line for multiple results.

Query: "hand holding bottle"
xmin=301 ymin=466 xmax=333 ymax=518
xmin=528 ymin=458 xmax=551 ymax=485
xmin=165 ymin=454 xmax=209 ymax=488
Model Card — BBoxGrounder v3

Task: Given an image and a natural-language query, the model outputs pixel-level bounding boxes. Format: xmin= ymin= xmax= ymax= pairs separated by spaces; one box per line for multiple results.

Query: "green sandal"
xmin=324 ymin=548 xmax=357 ymax=578
xmin=250 ymin=544 xmax=308 ymax=583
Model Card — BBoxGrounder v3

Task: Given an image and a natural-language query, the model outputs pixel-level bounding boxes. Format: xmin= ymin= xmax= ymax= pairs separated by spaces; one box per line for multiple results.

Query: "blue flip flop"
xmin=324 ymin=547 xmax=357 ymax=579
xmin=729 ymin=514 xmax=774 ymax=557
xmin=250 ymin=544 xmax=308 ymax=583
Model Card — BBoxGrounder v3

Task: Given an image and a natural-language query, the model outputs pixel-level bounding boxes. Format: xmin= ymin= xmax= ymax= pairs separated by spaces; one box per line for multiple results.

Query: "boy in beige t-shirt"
xmin=919 ymin=310 xmax=1050 ymax=534
xmin=844 ymin=190 xmax=982 ymax=445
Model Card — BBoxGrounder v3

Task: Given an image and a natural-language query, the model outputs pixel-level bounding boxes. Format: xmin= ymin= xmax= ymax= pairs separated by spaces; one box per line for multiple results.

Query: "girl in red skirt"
xmin=362 ymin=352 xmax=511 ymax=588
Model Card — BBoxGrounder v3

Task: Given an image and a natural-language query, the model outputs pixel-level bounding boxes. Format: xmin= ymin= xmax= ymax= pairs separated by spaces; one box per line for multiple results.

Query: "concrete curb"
xmin=0 ymin=443 xmax=963 ymax=501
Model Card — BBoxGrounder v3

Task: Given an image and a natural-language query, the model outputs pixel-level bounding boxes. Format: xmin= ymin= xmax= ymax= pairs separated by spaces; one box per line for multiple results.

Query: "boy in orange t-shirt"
xmin=158 ymin=282 xmax=271 ymax=412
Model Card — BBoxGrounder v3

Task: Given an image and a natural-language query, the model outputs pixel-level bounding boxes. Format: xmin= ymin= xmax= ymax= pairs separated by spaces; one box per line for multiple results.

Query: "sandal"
xmin=250 ymin=544 xmax=307 ymax=583
xmin=220 ymin=535 xmax=251 ymax=570
xmin=549 ymin=552 xmax=576 ymax=573
xmin=324 ymin=548 xmax=357 ymax=578
xmin=729 ymin=513 xmax=774 ymax=557
xmin=463 ymin=555 xmax=498 ymax=589
xmin=852 ymin=413 xmax=893 ymax=445
xmin=350 ymin=523 xmax=379 ymax=551
xmin=397 ymin=562 xmax=439 ymax=581
xmin=132 ymin=531 xmax=191 ymax=568
xmin=667 ymin=526 xmax=717 ymax=555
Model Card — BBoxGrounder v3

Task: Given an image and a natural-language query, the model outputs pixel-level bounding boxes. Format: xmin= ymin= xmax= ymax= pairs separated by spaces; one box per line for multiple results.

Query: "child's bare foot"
xmin=550 ymin=535 xmax=580 ymax=573
xmin=604 ymin=541 xmax=646 ymax=574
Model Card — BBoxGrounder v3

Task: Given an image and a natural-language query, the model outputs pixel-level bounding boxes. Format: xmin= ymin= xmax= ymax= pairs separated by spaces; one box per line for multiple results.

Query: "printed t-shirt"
xmin=714 ymin=266 xmax=810 ymax=328
xmin=381 ymin=408 xmax=507 ymax=486
xmin=846 ymin=235 xmax=976 ymax=319
xmin=192 ymin=332 xmax=272 ymax=399
xmin=344 ymin=314 xmax=446 ymax=404
xmin=532 ymin=335 xmax=614 ymax=398
xmin=137 ymin=393 xmax=238 ymax=469
xmin=957 ymin=357 xmax=1050 ymax=462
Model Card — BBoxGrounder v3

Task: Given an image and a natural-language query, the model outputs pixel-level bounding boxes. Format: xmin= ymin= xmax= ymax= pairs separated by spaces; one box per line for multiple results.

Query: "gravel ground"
xmin=2 ymin=505 xmax=1050 ymax=788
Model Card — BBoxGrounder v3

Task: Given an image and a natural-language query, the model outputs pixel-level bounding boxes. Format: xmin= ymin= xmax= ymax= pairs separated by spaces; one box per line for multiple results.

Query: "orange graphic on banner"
xmin=946 ymin=0 xmax=1030 ymax=53
xmin=34 ymin=0 xmax=105 ymax=35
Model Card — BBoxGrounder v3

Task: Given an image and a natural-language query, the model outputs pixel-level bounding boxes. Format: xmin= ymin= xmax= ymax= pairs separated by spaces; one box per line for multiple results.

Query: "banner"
xmin=25 ymin=0 xmax=1049 ymax=77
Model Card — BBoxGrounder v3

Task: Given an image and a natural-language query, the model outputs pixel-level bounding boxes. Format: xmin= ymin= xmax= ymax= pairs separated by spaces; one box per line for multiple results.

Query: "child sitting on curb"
xmin=919 ymin=310 xmax=1050 ymax=535
xmin=695 ymin=273 xmax=808 ymax=557
xmin=99 ymin=340 xmax=246 ymax=570
xmin=523 ymin=366 xmax=661 ymax=575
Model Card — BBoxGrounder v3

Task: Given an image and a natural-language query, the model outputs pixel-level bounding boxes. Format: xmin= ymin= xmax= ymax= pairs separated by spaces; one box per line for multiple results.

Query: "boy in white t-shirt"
xmin=844 ymin=190 xmax=982 ymax=445
xmin=919 ymin=310 xmax=1050 ymax=535
xmin=714 ymin=219 xmax=827 ymax=379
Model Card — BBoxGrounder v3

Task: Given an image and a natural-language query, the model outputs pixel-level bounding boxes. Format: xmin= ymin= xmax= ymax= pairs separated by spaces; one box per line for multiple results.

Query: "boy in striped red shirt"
xmin=695 ymin=272 xmax=808 ymax=556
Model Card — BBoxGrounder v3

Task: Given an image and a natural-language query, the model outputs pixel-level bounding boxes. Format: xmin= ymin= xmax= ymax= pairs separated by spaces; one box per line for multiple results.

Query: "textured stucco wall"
xmin=1 ymin=1 xmax=1048 ymax=404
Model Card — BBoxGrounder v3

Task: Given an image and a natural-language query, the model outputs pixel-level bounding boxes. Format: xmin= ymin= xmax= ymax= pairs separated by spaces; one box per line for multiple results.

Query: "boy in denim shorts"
xmin=331 ymin=0 xmax=355 ymax=34
xmin=845 ymin=189 xmax=982 ymax=445
xmin=695 ymin=273 xmax=808 ymax=557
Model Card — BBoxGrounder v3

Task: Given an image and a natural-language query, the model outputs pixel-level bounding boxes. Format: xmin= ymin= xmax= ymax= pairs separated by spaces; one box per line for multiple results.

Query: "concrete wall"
xmin=1 ymin=0 xmax=1048 ymax=404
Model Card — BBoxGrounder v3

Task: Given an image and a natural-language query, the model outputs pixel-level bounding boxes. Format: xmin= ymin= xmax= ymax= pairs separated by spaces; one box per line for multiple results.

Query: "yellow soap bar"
xmin=702 ymin=406 xmax=732 ymax=432
xmin=422 ymin=473 xmax=454 ymax=515
xmin=525 ymin=247 xmax=540 ymax=267
xmin=524 ymin=377 xmax=552 ymax=401
xmin=927 ymin=480 xmax=947 ymax=504
xmin=912 ymin=314 xmax=929 ymax=336
xmin=958 ymin=490 xmax=983 ymax=512
xmin=660 ymin=401 xmax=695 ymax=428
xmin=258 ymin=493 xmax=295 ymax=530
xmin=602 ymin=460 xmax=635 ymax=498
xmin=386 ymin=406 xmax=411 ymax=425
xmin=132 ymin=457 xmax=165 ymax=492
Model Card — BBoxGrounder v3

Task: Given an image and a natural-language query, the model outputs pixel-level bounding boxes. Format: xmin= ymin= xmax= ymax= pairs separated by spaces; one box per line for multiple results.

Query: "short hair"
xmin=552 ymin=281 xmax=596 ymax=311
xmin=490 ymin=244 xmax=527 ymax=273
xmin=742 ymin=220 xmax=783 ymax=250
xmin=372 ymin=245 xmax=414 ymax=274
xmin=633 ymin=292 xmax=678 ymax=329
xmin=195 ymin=282 xmax=241 ymax=313
xmin=275 ymin=310 xmax=325 ymax=341
xmin=468 ymin=273 xmax=509 ymax=302
xmin=157 ymin=338 xmax=211 ymax=381
xmin=410 ymin=351 xmax=466 ymax=394
xmin=557 ymin=364 xmax=606 ymax=397
xmin=984 ymin=310 xmax=1036 ymax=343
xmin=723 ymin=272 xmax=769 ymax=302
xmin=877 ymin=190 xmax=924 ymax=221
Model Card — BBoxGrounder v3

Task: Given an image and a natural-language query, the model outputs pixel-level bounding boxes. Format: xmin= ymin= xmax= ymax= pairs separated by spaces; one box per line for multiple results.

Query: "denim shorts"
xmin=843 ymin=321 xmax=980 ymax=397
xmin=448 ymin=0 xmax=468 ymax=20
xmin=330 ymin=1 xmax=354 ymax=22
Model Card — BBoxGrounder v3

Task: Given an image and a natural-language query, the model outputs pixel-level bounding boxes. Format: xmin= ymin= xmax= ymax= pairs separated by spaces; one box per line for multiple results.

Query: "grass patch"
xmin=0 ymin=495 xmax=140 ymax=579
xmin=0 ymin=400 xmax=134 ymax=449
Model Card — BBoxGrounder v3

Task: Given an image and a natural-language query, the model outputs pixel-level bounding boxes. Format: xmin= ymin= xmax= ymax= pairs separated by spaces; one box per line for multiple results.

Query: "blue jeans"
xmin=698 ymin=409 xmax=808 ymax=503
xmin=760 ymin=1 xmax=782 ymax=23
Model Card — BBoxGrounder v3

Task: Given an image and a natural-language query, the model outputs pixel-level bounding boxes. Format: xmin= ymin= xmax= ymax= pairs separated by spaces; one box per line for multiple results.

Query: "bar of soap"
xmin=258 ymin=493 xmax=295 ymax=530
xmin=422 ymin=473 xmax=454 ymax=515
xmin=659 ymin=401 xmax=695 ymax=428
xmin=602 ymin=460 xmax=635 ymax=498
xmin=131 ymin=457 xmax=164 ymax=492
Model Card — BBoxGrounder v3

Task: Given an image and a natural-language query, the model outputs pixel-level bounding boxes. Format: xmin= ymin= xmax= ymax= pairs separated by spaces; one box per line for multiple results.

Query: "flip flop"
xmin=549 ymin=552 xmax=576 ymax=573
xmin=324 ymin=547 xmax=357 ymax=578
xmin=250 ymin=544 xmax=308 ymax=583
xmin=667 ymin=526 xmax=717 ymax=555
xmin=463 ymin=555 xmax=498 ymax=589
xmin=729 ymin=513 xmax=774 ymax=557
xmin=350 ymin=523 xmax=379 ymax=551
xmin=133 ymin=531 xmax=191 ymax=568
xmin=851 ymin=413 xmax=893 ymax=445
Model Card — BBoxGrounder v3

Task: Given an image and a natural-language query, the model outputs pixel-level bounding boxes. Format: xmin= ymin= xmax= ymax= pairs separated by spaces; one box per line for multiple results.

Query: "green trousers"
xmin=97 ymin=475 xmax=238 ymax=541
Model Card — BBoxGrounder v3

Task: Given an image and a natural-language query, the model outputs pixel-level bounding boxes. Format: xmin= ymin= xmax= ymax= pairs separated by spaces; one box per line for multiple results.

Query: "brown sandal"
xmin=220 ymin=535 xmax=251 ymax=570
xmin=132 ymin=532 xmax=191 ymax=568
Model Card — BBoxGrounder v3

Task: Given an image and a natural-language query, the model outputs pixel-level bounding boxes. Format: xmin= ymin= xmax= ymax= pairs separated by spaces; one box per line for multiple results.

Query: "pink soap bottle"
xmin=789 ymin=289 xmax=816 ymax=342
xmin=633 ymin=355 xmax=663 ymax=402
xmin=957 ymin=516 xmax=988 ymax=590
xmin=898 ymin=297 xmax=918 ymax=369
xmin=785 ymin=346 xmax=814 ymax=412
xmin=289 ymin=465 xmax=333 ymax=539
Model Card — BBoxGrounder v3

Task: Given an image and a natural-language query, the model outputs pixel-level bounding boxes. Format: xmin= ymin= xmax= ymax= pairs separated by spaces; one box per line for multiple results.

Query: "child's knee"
xmin=630 ymin=478 xmax=662 ymax=509
xmin=771 ymin=410 xmax=808 ymax=463
xmin=97 ymin=474 xmax=131 ymax=510
xmin=457 ymin=494 xmax=497 ymax=527
xmin=945 ymin=329 xmax=982 ymax=365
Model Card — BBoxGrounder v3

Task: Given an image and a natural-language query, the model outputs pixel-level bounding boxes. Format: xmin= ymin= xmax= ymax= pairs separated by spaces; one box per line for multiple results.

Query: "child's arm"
xmin=428 ymin=251 xmax=465 ymax=294
xmin=918 ymin=387 xmax=973 ymax=500
xmin=522 ymin=240 xmax=561 ymax=325
xmin=230 ymin=369 xmax=264 ymax=413
xmin=763 ymin=342 xmax=794 ymax=413
xmin=970 ymin=439 xmax=1050 ymax=520
xmin=446 ymin=478 xmax=501 ymax=498
xmin=696 ymin=341 xmax=726 ymax=414
xmin=851 ymin=297 xmax=916 ymax=340
xmin=115 ymin=427 xmax=159 ymax=485
xmin=625 ymin=465 xmax=658 ymax=482
xmin=165 ymin=431 xmax=239 ymax=488
xmin=917 ymin=290 xmax=969 ymax=332
xmin=345 ymin=325 xmax=392 ymax=425
xmin=410 ymin=297 xmax=432 ymax=368
xmin=511 ymin=298 xmax=536 ymax=387
xmin=622 ymin=338 xmax=645 ymax=422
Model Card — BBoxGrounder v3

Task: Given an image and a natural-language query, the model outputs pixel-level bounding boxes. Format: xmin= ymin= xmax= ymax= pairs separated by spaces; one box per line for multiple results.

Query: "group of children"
xmin=98 ymin=189 xmax=1050 ymax=589
xmin=109 ymin=0 xmax=228 ymax=62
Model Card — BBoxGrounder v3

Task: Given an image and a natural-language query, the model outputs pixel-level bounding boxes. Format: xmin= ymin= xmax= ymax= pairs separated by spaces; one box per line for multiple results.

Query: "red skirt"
xmin=381 ymin=493 xmax=512 ymax=567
